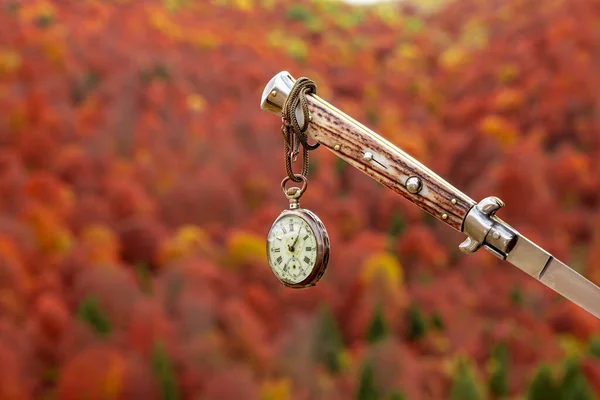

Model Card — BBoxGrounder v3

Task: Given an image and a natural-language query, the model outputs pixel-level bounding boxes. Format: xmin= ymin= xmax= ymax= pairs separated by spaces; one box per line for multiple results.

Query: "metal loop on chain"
xmin=281 ymin=175 xmax=308 ymax=200
xmin=281 ymin=77 xmax=319 ymax=183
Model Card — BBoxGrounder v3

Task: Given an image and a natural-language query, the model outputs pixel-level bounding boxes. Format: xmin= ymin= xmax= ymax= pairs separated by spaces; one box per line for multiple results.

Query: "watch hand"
xmin=290 ymin=233 xmax=300 ymax=251
xmin=294 ymin=237 xmax=308 ymax=256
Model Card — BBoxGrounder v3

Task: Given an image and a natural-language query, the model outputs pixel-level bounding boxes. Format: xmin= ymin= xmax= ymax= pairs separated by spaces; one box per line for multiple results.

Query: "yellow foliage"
xmin=227 ymin=230 xmax=265 ymax=268
xmin=81 ymin=224 xmax=120 ymax=266
xmin=558 ymin=334 xmax=585 ymax=358
xmin=373 ymin=3 xmax=400 ymax=26
xmin=21 ymin=206 xmax=73 ymax=255
xmin=186 ymin=93 xmax=206 ymax=112
xmin=361 ymin=252 xmax=404 ymax=289
xmin=396 ymin=43 xmax=421 ymax=61
xmin=160 ymin=225 xmax=213 ymax=263
xmin=259 ymin=0 xmax=276 ymax=10
xmin=429 ymin=332 xmax=450 ymax=353
xmin=102 ymin=353 xmax=126 ymax=399
xmin=338 ymin=348 xmax=353 ymax=372
xmin=54 ymin=228 xmax=74 ymax=255
xmin=461 ymin=19 xmax=489 ymax=49
xmin=190 ymin=31 xmax=221 ymax=50
xmin=0 ymin=50 xmax=21 ymax=76
xmin=260 ymin=379 xmax=291 ymax=400
xmin=148 ymin=9 xmax=183 ymax=40
xmin=20 ymin=1 xmax=56 ymax=24
xmin=43 ymin=39 xmax=66 ymax=65
xmin=479 ymin=115 xmax=519 ymax=148
xmin=493 ymin=88 xmax=524 ymax=112
xmin=496 ymin=63 xmax=520 ymax=84
xmin=439 ymin=46 xmax=470 ymax=70
xmin=234 ymin=0 xmax=253 ymax=12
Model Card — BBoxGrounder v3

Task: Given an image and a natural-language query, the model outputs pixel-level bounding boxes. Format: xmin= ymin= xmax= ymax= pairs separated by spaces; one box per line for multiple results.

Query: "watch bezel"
xmin=266 ymin=208 xmax=330 ymax=289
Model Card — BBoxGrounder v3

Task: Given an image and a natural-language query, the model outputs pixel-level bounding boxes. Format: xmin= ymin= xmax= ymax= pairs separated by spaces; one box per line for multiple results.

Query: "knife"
xmin=260 ymin=71 xmax=600 ymax=319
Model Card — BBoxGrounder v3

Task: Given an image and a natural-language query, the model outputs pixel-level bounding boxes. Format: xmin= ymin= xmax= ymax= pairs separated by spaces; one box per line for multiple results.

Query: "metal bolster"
xmin=459 ymin=196 xmax=518 ymax=260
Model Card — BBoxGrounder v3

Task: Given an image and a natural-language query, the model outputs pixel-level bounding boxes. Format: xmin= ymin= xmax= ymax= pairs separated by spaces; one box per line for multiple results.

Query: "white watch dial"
xmin=267 ymin=214 xmax=318 ymax=284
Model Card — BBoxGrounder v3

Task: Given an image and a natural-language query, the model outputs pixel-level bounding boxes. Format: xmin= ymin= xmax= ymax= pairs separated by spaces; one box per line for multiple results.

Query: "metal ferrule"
xmin=261 ymin=71 xmax=295 ymax=114
xmin=460 ymin=197 xmax=518 ymax=260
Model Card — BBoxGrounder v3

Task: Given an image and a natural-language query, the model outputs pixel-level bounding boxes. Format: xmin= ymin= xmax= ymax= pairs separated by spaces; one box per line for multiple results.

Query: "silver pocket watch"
xmin=266 ymin=175 xmax=330 ymax=288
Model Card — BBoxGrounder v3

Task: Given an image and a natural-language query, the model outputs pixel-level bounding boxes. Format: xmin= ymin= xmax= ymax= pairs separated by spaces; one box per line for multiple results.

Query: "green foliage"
xmin=489 ymin=343 xmax=509 ymax=397
xmin=136 ymin=262 xmax=153 ymax=295
xmin=71 ymin=71 xmax=99 ymax=105
xmin=389 ymin=390 xmax=406 ymax=400
xmin=315 ymin=1 xmax=342 ymax=16
xmin=164 ymin=272 xmax=184 ymax=315
xmin=286 ymin=4 xmax=311 ymax=22
xmin=7 ymin=1 xmax=19 ymax=14
xmin=77 ymin=296 xmax=112 ymax=337
xmin=405 ymin=303 xmax=426 ymax=342
xmin=35 ymin=14 xmax=55 ymax=29
xmin=285 ymin=38 xmax=308 ymax=61
xmin=527 ymin=365 xmax=560 ymax=400
xmin=42 ymin=368 xmax=59 ymax=384
xmin=366 ymin=304 xmax=388 ymax=344
xmin=139 ymin=63 xmax=171 ymax=84
xmin=451 ymin=360 xmax=484 ymax=400
xmin=416 ymin=270 xmax=434 ymax=284
xmin=356 ymin=361 xmax=381 ymax=400
xmin=163 ymin=0 xmax=187 ymax=12
xmin=335 ymin=11 xmax=365 ymax=30
xmin=152 ymin=341 xmax=180 ymax=400
xmin=312 ymin=306 xmax=344 ymax=374
xmin=528 ymin=360 xmax=594 ymax=400
xmin=366 ymin=109 xmax=379 ymax=127
xmin=423 ymin=212 xmax=436 ymax=226
xmin=588 ymin=336 xmax=600 ymax=359
xmin=389 ymin=212 xmax=406 ymax=238
xmin=405 ymin=17 xmax=424 ymax=34
xmin=560 ymin=359 xmax=594 ymax=400
xmin=431 ymin=311 xmax=445 ymax=331
xmin=335 ymin=155 xmax=347 ymax=177
xmin=308 ymin=157 xmax=320 ymax=176
xmin=305 ymin=16 xmax=324 ymax=33
xmin=509 ymin=284 xmax=524 ymax=306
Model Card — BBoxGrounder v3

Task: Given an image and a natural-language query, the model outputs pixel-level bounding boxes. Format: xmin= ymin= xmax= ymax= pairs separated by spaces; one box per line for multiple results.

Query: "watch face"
xmin=267 ymin=212 xmax=319 ymax=286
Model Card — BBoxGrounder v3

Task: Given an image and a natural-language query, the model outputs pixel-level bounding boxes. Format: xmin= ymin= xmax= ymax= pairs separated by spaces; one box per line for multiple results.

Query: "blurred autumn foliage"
xmin=0 ymin=0 xmax=600 ymax=398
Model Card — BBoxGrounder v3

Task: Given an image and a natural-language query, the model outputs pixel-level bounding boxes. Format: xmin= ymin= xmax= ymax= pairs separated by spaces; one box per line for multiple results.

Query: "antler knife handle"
xmin=261 ymin=71 xmax=476 ymax=232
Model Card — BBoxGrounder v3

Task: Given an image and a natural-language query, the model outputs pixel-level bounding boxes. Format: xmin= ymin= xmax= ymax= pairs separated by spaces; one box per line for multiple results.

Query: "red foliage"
xmin=71 ymin=267 xmax=141 ymax=329
xmin=116 ymin=216 xmax=165 ymax=268
xmin=0 ymin=344 xmax=30 ymax=400
xmin=34 ymin=292 xmax=70 ymax=340
xmin=200 ymin=366 xmax=259 ymax=400
xmin=57 ymin=345 xmax=128 ymax=400
xmin=126 ymin=299 xmax=175 ymax=357
xmin=580 ymin=357 xmax=600 ymax=394
xmin=548 ymin=301 xmax=600 ymax=341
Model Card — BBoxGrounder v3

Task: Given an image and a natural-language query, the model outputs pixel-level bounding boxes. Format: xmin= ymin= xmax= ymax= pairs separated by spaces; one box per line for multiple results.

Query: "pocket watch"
xmin=266 ymin=176 xmax=330 ymax=288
